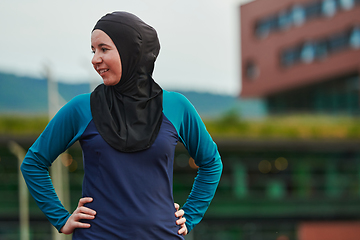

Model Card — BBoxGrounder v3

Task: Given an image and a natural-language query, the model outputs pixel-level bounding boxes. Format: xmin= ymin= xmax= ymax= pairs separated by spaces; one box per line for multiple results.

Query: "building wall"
xmin=240 ymin=0 xmax=360 ymax=98
xmin=298 ymin=222 xmax=360 ymax=240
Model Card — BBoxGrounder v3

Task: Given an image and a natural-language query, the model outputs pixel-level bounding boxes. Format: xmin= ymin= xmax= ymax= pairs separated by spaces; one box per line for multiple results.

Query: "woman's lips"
xmin=99 ymin=69 xmax=109 ymax=76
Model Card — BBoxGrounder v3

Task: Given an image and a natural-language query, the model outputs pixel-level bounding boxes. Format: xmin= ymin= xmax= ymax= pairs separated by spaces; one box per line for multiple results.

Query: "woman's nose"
xmin=91 ymin=52 xmax=102 ymax=65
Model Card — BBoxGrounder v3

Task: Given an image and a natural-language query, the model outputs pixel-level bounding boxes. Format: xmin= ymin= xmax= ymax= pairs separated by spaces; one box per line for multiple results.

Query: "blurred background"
xmin=1 ymin=0 xmax=360 ymax=239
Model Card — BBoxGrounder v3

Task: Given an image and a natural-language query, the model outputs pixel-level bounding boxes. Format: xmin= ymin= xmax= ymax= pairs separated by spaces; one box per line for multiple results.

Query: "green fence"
xmin=1 ymin=138 xmax=360 ymax=240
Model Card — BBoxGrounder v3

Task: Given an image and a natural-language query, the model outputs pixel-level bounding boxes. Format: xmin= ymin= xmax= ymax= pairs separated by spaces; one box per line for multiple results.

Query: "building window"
xmin=328 ymin=32 xmax=349 ymax=52
xmin=280 ymin=25 xmax=359 ymax=67
xmin=292 ymin=5 xmax=306 ymax=26
xmin=339 ymin=0 xmax=355 ymax=10
xmin=314 ymin=40 xmax=328 ymax=59
xmin=301 ymin=42 xmax=316 ymax=63
xmin=245 ymin=61 xmax=259 ymax=80
xmin=281 ymin=47 xmax=300 ymax=67
xmin=278 ymin=10 xmax=292 ymax=30
xmin=322 ymin=0 xmax=338 ymax=17
xmin=305 ymin=1 xmax=323 ymax=20
xmin=254 ymin=0 xmax=360 ymax=39
xmin=255 ymin=16 xmax=278 ymax=38
xmin=267 ymin=75 xmax=360 ymax=114
xmin=349 ymin=26 xmax=360 ymax=49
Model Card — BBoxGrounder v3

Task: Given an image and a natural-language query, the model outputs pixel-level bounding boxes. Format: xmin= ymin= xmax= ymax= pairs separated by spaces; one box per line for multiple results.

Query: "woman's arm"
xmin=179 ymin=100 xmax=223 ymax=233
xmin=163 ymin=91 xmax=223 ymax=233
xmin=21 ymin=94 xmax=92 ymax=231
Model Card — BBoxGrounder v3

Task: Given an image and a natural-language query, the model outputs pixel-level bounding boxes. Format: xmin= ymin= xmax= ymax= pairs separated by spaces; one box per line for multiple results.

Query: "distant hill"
xmin=169 ymin=90 xmax=266 ymax=119
xmin=0 ymin=72 xmax=266 ymax=118
xmin=0 ymin=72 xmax=90 ymax=114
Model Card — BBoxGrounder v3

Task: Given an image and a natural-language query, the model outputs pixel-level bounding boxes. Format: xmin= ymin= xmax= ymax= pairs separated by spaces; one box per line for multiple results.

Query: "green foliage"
xmin=205 ymin=109 xmax=249 ymax=137
xmin=205 ymin=114 xmax=360 ymax=140
xmin=2 ymin=113 xmax=360 ymax=140
xmin=218 ymin=109 xmax=242 ymax=126
xmin=346 ymin=124 xmax=360 ymax=139
xmin=0 ymin=115 xmax=48 ymax=135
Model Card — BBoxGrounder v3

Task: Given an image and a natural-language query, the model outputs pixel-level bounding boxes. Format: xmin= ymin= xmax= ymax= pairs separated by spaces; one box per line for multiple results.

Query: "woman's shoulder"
xmin=62 ymin=93 xmax=91 ymax=111
xmin=162 ymin=90 xmax=192 ymax=109
xmin=68 ymin=93 xmax=91 ymax=105
xmin=57 ymin=93 xmax=92 ymax=120
xmin=162 ymin=90 xmax=200 ymax=131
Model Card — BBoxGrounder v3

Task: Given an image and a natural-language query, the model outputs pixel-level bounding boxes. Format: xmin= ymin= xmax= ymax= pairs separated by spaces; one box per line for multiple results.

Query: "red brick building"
xmin=240 ymin=0 xmax=360 ymax=114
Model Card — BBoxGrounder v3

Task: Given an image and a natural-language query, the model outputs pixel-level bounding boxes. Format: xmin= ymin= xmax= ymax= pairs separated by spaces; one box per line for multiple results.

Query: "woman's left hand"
xmin=174 ymin=203 xmax=188 ymax=236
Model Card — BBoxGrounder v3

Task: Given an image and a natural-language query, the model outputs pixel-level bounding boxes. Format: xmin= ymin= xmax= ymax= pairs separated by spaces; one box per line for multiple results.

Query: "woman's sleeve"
xmin=167 ymin=92 xmax=223 ymax=233
xmin=20 ymin=94 xmax=92 ymax=231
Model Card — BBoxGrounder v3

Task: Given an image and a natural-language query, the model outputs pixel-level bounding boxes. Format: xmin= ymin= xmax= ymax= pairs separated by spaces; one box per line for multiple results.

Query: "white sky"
xmin=0 ymin=0 xmax=252 ymax=96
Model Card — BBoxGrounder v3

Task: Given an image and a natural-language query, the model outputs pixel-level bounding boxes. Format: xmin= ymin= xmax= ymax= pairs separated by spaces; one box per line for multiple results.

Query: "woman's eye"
xmin=102 ymin=48 xmax=108 ymax=53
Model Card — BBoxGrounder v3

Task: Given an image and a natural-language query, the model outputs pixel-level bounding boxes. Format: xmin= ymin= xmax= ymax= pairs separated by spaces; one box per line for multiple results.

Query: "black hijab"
xmin=90 ymin=11 xmax=163 ymax=152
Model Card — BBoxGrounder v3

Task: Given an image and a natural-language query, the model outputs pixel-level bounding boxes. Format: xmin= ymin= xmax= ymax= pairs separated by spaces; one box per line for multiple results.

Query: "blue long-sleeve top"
xmin=21 ymin=90 xmax=222 ymax=239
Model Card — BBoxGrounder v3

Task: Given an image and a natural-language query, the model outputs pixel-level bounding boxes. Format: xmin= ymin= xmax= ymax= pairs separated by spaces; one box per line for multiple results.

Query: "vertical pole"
xmin=325 ymin=160 xmax=340 ymax=198
xmin=234 ymin=161 xmax=248 ymax=198
xmin=358 ymin=160 xmax=360 ymax=197
xmin=44 ymin=64 xmax=70 ymax=240
xmin=293 ymin=160 xmax=311 ymax=198
xmin=9 ymin=141 xmax=29 ymax=240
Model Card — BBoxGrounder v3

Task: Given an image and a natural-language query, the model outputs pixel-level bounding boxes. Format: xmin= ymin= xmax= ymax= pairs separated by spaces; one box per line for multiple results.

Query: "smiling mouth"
xmin=99 ymin=69 xmax=109 ymax=74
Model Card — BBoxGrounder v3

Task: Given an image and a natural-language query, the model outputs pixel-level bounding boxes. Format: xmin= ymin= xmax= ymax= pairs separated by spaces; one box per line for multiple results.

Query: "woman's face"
xmin=91 ymin=29 xmax=122 ymax=86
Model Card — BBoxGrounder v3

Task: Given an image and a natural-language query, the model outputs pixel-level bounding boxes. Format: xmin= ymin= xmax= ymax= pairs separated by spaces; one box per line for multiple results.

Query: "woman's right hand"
xmin=60 ymin=197 xmax=97 ymax=235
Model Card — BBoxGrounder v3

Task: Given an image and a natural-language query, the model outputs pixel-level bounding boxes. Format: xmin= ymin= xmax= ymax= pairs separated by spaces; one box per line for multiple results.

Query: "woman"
xmin=21 ymin=11 xmax=222 ymax=239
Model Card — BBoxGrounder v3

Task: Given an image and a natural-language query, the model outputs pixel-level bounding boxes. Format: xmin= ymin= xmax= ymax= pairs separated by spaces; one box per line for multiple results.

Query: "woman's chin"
xmin=102 ymin=77 xmax=120 ymax=86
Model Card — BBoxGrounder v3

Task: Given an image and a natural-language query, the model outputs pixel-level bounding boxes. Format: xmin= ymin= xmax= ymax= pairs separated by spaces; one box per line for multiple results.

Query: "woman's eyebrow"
xmin=91 ymin=43 xmax=110 ymax=49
